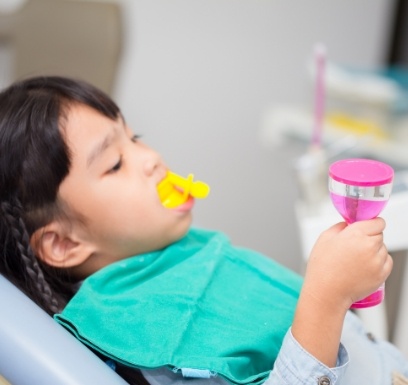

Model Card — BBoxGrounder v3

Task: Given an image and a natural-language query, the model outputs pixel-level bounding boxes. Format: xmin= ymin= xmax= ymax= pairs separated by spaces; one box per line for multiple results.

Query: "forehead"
xmin=64 ymin=103 xmax=114 ymax=132
xmin=62 ymin=103 xmax=121 ymax=155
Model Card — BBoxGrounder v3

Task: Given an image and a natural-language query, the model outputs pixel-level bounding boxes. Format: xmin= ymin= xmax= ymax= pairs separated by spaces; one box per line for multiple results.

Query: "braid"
xmin=1 ymin=199 xmax=62 ymax=314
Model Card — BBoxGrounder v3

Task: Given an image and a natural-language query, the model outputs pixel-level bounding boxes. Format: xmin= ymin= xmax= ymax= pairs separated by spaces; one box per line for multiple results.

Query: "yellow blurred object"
xmin=0 ymin=375 xmax=10 ymax=385
xmin=327 ymin=113 xmax=389 ymax=141
xmin=157 ymin=171 xmax=210 ymax=208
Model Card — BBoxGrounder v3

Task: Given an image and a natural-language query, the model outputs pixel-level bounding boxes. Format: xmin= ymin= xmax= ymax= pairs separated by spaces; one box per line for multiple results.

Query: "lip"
xmin=171 ymin=195 xmax=195 ymax=211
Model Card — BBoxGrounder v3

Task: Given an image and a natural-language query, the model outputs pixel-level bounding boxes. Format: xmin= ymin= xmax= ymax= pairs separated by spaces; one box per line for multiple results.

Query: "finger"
xmin=352 ymin=217 xmax=386 ymax=236
xmin=383 ymin=253 xmax=393 ymax=280
xmin=369 ymin=232 xmax=384 ymax=248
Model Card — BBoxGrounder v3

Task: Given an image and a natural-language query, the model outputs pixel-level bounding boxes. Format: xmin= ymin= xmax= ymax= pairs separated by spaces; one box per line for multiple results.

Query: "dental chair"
xmin=0 ymin=274 xmax=129 ymax=385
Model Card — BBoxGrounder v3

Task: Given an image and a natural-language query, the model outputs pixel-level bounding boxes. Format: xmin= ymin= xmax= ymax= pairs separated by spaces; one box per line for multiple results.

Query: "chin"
xmin=171 ymin=219 xmax=192 ymax=243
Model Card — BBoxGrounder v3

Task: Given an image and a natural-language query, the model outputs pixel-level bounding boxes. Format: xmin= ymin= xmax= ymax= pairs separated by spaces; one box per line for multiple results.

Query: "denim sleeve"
xmin=264 ymin=328 xmax=349 ymax=385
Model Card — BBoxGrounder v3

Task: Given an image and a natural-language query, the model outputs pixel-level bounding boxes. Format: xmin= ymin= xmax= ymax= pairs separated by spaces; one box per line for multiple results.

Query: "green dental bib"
xmin=55 ymin=228 xmax=302 ymax=384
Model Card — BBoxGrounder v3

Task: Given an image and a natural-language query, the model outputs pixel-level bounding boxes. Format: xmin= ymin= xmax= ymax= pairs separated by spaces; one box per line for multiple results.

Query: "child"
xmin=0 ymin=76 xmax=406 ymax=385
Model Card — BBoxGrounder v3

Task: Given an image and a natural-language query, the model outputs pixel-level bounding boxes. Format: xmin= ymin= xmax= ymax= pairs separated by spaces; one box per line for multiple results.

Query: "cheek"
xmin=96 ymin=188 xmax=160 ymax=226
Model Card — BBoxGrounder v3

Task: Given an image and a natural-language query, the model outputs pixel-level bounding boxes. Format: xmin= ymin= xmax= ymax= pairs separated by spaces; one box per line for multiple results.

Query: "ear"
xmin=30 ymin=221 xmax=93 ymax=269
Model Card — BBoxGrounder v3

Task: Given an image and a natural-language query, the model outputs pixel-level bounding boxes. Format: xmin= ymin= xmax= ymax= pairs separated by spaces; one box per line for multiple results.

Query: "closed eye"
xmin=131 ymin=134 xmax=141 ymax=143
xmin=108 ymin=155 xmax=123 ymax=174
xmin=106 ymin=134 xmax=140 ymax=174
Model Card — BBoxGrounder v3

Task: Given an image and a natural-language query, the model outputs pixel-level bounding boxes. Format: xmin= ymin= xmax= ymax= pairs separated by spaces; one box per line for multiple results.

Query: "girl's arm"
xmin=261 ymin=218 xmax=392 ymax=385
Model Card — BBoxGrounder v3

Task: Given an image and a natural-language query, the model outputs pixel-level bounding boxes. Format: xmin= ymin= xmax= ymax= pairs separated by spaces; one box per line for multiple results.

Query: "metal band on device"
xmin=329 ymin=179 xmax=393 ymax=201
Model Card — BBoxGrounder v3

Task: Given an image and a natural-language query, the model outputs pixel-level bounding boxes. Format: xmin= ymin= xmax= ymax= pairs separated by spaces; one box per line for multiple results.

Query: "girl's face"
xmin=58 ymin=103 xmax=193 ymax=275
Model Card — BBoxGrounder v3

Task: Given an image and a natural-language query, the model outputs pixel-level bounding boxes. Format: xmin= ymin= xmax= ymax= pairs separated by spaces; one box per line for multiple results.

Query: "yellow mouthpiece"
xmin=157 ymin=171 xmax=210 ymax=208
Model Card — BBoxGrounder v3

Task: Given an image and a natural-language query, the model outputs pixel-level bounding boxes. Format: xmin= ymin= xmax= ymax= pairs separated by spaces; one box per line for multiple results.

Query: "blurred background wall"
xmin=0 ymin=0 xmax=398 ymax=273
xmin=114 ymin=0 xmax=395 ymax=273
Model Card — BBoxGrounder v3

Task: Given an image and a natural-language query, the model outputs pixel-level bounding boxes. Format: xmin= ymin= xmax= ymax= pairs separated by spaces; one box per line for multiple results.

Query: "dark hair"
xmin=0 ymin=76 xmax=120 ymax=315
xmin=0 ymin=76 xmax=151 ymax=385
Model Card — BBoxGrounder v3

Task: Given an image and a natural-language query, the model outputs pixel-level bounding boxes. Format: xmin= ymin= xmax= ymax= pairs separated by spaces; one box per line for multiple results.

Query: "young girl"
xmin=0 ymin=76 xmax=406 ymax=385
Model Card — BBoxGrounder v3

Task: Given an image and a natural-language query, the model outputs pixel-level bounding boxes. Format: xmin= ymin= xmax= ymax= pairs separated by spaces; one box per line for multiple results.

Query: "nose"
xmin=142 ymin=145 xmax=164 ymax=177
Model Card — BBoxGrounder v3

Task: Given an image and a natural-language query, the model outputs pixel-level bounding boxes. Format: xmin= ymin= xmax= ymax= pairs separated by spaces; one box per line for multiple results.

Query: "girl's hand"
xmin=291 ymin=217 xmax=392 ymax=368
xmin=303 ymin=217 xmax=393 ymax=312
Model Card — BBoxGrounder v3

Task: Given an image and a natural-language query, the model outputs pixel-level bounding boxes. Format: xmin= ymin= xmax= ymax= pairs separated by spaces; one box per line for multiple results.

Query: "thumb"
xmin=319 ymin=221 xmax=347 ymax=240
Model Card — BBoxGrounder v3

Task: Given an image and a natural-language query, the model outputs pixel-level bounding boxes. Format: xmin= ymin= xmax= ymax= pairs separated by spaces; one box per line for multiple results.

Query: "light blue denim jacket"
xmin=143 ymin=312 xmax=408 ymax=385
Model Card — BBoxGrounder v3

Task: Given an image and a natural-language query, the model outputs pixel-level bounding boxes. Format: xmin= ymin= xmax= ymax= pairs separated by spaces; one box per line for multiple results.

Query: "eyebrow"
xmin=86 ymin=131 xmax=116 ymax=168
